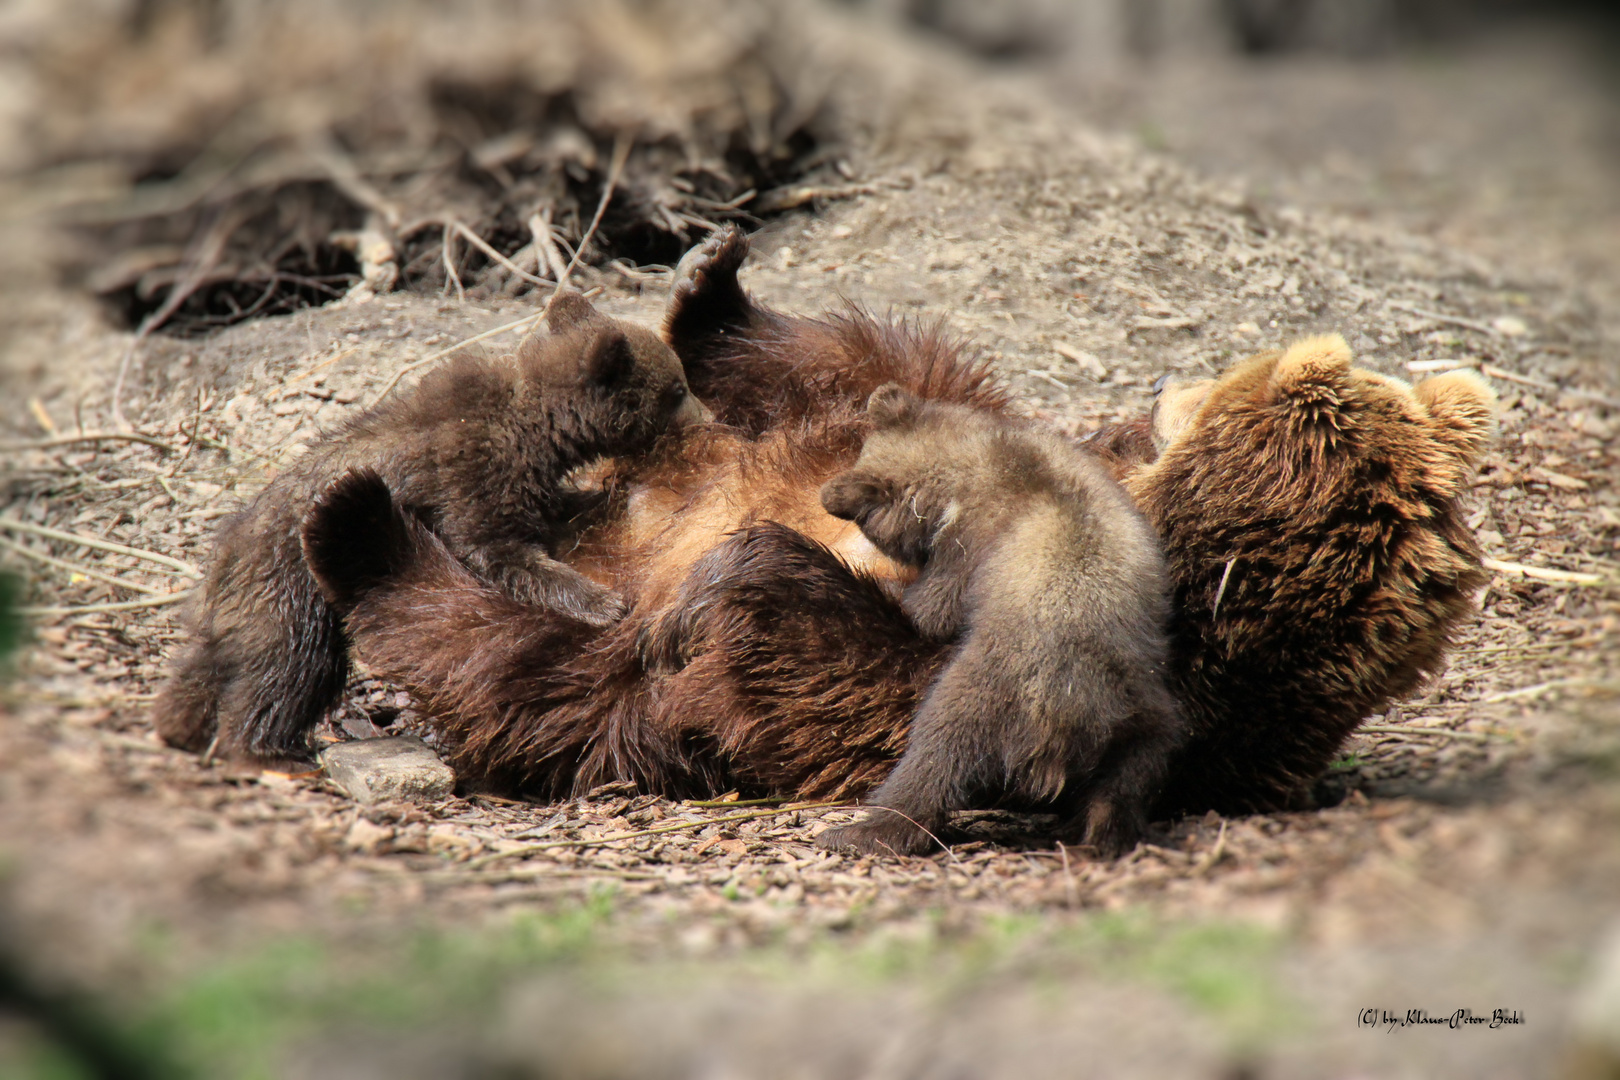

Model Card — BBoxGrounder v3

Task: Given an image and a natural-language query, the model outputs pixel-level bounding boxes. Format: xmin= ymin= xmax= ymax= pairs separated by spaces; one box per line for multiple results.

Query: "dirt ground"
xmin=1 ymin=5 xmax=1618 ymax=1078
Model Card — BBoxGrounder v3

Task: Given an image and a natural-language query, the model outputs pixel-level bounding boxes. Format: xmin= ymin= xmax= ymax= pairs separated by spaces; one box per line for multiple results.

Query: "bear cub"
xmin=815 ymin=385 xmax=1183 ymax=857
xmin=153 ymin=291 xmax=710 ymax=767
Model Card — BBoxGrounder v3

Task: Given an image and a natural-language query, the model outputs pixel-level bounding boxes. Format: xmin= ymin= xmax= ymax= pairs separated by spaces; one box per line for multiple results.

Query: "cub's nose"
xmin=674 ymin=393 xmax=715 ymax=427
xmin=1152 ymin=371 xmax=1173 ymax=395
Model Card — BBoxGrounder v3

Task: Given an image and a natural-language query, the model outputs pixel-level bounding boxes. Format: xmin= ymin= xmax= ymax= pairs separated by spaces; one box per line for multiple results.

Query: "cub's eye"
xmin=1152 ymin=372 xmax=1173 ymax=396
xmin=663 ymin=383 xmax=688 ymax=407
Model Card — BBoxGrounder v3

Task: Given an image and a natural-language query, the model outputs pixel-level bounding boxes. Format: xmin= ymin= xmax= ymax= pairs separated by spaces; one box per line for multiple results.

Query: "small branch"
xmin=1481 ymin=678 xmax=1618 ymax=704
xmin=1405 ymin=357 xmax=1620 ymax=409
xmin=0 ymin=432 xmax=176 ymax=454
xmin=441 ymin=224 xmax=465 ymax=302
xmin=1056 ymin=841 xmax=1080 ymax=907
xmin=1356 ymin=724 xmax=1496 ymax=743
xmin=1479 ymin=364 xmax=1620 ymax=410
xmin=309 ymin=136 xmax=402 ymax=230
xmin=1456 ymin=641 xmax=1571 ymax=655
xmin=1387 ymin=301 xmax=1500 ymax=338
xmin=19 ymin=592 xmax=191 ymax=616
xmin=517 ymin=133 xmax=632 ymax=350
xmin=1482 ymin=557 xmax=1605 ymax=586
xmin=530 ymin=208 xmax=569 ymax=282
xmin=1194 ymin=820 xmax=1228 ymax=877
xmin=0 ymin=518 xmax=202 ymax=579
xmin=0 ymin=536 xmax=164 ymax=595
xmin=466 ymin=800 xmax=849 ymax=868
xmin=451 ymin=221 xmax=549 ymax=288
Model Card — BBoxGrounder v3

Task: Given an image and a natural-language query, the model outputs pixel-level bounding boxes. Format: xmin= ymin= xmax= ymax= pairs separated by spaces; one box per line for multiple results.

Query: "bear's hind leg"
xmin=152 ymin=638 xmax=223 ymax=753
xmin=210 ymin=605 xmax=348 ymax=768
xmin=1065 ymin=711 xmax=1180 ymax=858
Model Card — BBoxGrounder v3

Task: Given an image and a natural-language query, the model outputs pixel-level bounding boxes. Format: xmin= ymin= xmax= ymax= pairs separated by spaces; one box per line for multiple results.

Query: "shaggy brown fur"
xmin=153 ymin=292 xmax=708 ymax=767
xmin=804 ymin=385 xmax=1180 ymax=856
xmin=313 ymin=228 xmax=1494 ymax=839
xmin=1124 ymin=336 xmax=1496 ymax=813
xmin=300 ymin=227 xmax=1006 ymax=795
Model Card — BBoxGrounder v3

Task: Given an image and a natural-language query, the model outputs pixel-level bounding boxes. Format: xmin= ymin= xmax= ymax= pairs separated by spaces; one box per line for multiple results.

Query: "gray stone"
xmin=320 ymin=735 xmax=455 ymax=805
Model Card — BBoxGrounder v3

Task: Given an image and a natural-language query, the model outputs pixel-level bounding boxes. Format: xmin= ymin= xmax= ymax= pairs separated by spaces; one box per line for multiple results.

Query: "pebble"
xmin=320 ymin=735 xmax=456 ymax=804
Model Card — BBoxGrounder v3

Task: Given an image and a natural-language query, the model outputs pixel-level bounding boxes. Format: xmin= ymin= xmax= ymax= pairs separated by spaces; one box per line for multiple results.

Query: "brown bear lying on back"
xmin=153 ymin=293 xmax=708 ymax=768
xmin=299 ymin=227 xmax=1495 ymax=837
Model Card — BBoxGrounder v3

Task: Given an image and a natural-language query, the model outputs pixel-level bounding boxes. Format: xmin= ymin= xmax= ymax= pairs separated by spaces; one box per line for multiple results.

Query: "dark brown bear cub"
xmin=813 ymin=385 xmax=1183 ymax=857
xmin=153 ymin=292 xmax=709 ymax=767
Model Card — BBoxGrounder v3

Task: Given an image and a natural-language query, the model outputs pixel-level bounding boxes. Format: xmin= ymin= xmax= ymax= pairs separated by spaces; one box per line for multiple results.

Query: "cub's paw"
xmin=543 ymin=572 xmax=626 ymax=629
xmin=301 ymin=470 xmax=417 ymax=611
xmin=481 ymin=553 xmax=628 ymax=629
xmin=665 ymin=226 xmax=754 ymax=342
xmin=815 ymin=811 xmax=941 ymax=858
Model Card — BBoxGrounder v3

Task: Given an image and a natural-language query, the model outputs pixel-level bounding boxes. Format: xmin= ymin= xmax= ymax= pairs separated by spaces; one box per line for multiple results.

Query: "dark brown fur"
xmin=804 ymin=385 xmax=1181 ymax=856
xmin=310 ymin=229 xmax=1494 ymax=840
xmin=1122 ymin=337 xmax=1495 ymax=814
xmin=153 ymin=292 xmax=707 ymax=766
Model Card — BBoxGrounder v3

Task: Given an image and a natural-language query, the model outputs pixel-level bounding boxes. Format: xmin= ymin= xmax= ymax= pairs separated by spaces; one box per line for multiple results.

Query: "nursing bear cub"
xmin=812 ymin=386 xmax=1182 ymax=856
xmin=153 ymin=292 xmax=708 ymax=767
xmin=289 ymin=226 xmax=1496 ymax=852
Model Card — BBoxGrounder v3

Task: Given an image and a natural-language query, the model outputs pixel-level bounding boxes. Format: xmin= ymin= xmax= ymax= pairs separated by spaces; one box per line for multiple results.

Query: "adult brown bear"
xmin=301 ymin=228 xmax=1495 ymax=827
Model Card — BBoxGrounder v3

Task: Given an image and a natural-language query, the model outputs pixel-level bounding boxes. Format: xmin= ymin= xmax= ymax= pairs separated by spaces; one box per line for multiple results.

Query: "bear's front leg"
xmin=815 ymin=653 xmax=1002 ymax=858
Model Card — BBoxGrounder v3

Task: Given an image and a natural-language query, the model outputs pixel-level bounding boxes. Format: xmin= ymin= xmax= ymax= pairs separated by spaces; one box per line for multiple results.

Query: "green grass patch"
xmin=6 ymin=878 xmax=1296 ymax=1075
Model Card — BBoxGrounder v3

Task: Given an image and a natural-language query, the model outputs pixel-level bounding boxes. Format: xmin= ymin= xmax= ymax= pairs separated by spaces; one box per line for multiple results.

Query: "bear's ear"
xmin=546 ymin=290 xmax=604 ymax=334
xmin=1270 ymin=334 xmax=1352 ymax=398
xmin=1414 ymin=368 xmax=1498 ymax=467
xmin=581 ymin=329 xmax=635 ymax=388
xmin=866 ymin=383 xmax=920 ymax=427
xmin=821 ymin=471 xmax=891 ymax=521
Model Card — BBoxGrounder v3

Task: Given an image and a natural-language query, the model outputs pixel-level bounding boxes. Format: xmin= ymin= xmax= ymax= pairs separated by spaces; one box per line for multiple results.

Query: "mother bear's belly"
xmin=564 ymin=429 xmax=915 ymax=615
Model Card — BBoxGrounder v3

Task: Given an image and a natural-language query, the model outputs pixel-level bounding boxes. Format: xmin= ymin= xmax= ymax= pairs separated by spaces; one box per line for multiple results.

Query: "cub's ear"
xmin=581 ymin=330 xmax=635 ymax=388
xmin=866 ymin=383 xmax=920 ymax=427
xmin=821 ymin=471 xmax=890 ymax=521
xmin=1414 ymin=368 xmax=1498 ymax=467
xmin=546 ymin=290 xmax=604 ymax=334
xmin=1271 ymin=333 xmax=1352 ymax=398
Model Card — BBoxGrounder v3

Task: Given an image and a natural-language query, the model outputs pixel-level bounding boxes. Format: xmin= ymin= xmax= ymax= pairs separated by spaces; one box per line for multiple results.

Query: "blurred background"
xmin=0 ymin=0 xmax=1614 ymax=347
xmin=1 ymin=2 xmax=1617 ymax=1077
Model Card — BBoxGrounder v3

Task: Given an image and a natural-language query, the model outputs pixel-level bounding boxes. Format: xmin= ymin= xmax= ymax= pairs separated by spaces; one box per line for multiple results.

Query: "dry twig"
xmin=1481 ymin=678 xmax=1618 ymax=704
xmin=0 ymin=432 xmax=176 ymax=454
xmin=19 ymin=592 xmax=190 ymax=616
xmin=1194 ymin=820 xmax=1229 ymax=877
xmin=450 ymin=221 xmax=549 ymax=289
xmin=517 ymin=133 xmax=633 ymax=349
xmin=1387 ymin=301 xmax=1501 ymax=338
xmin=1356 ymin=724 xmax=1497 ymax=744
xmin=0 ymin=537 xmax=165 ymax=595
xmin=1482 ymin=557 xmax=1605 ymax=586
xmin=0 ymin=518 xmax=201 ymax=579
